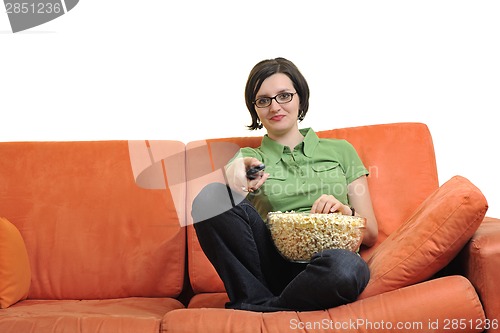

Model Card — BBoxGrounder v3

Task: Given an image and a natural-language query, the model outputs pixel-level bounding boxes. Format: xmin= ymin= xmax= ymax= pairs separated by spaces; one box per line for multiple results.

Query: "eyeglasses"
xmin=253 ymin=92 xmax=297 ymax=108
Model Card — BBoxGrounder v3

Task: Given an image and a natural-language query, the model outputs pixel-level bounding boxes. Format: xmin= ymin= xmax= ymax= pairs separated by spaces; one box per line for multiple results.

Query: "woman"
xmin=192 ymin=57 xmax=378 ymax=312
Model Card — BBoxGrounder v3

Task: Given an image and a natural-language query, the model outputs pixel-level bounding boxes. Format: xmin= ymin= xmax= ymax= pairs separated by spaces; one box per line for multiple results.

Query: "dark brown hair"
xmin=244 ymin=57 xmax=310 ymax=130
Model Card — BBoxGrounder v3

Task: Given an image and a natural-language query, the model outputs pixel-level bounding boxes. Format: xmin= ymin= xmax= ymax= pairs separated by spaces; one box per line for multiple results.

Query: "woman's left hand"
xmin=311 ymin=194 xmax=351 ymax=215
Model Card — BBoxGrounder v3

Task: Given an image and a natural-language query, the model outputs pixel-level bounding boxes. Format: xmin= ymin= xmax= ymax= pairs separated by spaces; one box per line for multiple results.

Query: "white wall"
xmin=1 ymin=1 xmax=499 ymax=217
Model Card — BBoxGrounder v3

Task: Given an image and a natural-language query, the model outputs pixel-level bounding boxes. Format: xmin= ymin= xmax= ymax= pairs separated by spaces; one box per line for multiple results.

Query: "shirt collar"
xmin=302 ymin=127 xmax=319 ymax=157
xmin=260 ymin=128 xmax=319 ymax=164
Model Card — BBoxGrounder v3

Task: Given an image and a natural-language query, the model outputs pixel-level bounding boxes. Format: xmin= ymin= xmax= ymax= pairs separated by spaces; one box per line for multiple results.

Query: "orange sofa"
xmin=1 ymin=122 xmax=499 ymax=333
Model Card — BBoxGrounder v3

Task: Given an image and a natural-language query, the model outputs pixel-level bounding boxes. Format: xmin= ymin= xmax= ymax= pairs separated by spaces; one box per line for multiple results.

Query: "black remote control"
xmin=246 ymin=163 xmax=265 ymax=180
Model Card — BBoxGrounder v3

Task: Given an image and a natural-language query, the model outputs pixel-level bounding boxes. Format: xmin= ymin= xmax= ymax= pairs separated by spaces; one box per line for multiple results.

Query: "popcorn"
xmin=266 ymin=211 xmax=365 ymax=262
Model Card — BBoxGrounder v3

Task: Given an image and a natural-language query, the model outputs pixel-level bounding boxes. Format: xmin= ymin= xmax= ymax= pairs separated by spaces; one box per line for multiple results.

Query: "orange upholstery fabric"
xmin=187 ymin=123 xmax=440 ymax=294
xmin=0 ymin=141 xmax=185 ymax=299
xmin=187 ymin=293 xmax=229 ymax=309
xmin=0 ymin=297 xmax=184 ymax=333
xmin=0 ymin=217 xmax=31 ymax=308
xmin=315 ymin=123 xmax=440 ymax=254
xmin=0 ymin=124 xmax=496 ymax=333
xmin=185 ymin=140 xmax=242 ymax=293
xmin=163 ymin=276 xmax=484 ymax=333
xmin=359 ymin=175 xmax=488 ymax=299
xmin=461 ymin=216 xmax=500 ymax=331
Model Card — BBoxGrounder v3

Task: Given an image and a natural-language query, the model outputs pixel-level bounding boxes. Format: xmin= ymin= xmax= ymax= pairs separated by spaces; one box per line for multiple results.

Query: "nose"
xmin=269 ymin=99 xmax=281 ymax=112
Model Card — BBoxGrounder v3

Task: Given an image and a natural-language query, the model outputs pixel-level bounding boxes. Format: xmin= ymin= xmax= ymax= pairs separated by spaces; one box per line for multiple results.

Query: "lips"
xmin=270 ymin=115 xmax=285 ymax=121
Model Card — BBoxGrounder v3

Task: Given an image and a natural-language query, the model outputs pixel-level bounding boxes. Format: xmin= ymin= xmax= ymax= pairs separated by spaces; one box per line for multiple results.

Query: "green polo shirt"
xmin=233 ymin=128 xmax=368 ymax=219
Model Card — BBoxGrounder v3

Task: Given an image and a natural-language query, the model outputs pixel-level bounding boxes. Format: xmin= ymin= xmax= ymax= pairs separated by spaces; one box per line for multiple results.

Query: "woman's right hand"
xmin=225 ymin=157 xmax=269 ymax=194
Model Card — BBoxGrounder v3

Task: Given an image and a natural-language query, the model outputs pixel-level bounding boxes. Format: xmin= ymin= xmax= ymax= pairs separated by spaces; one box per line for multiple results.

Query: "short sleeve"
xmin=340 ymin=140 xmax=369 ymax=184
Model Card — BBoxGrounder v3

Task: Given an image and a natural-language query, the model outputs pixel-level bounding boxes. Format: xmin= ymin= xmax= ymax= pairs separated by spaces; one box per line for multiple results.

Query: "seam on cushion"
xmin=371 ymin=184 xmax=484 ymax=283
xmin=411 ymin=205 xmax=487 ymax=283
xmin=468 ymin=230 xmax=486 ymax=306
xmin=376 ymin=205 xmax=486 ymax=284
xmin=262 ymin=312 xmax=280 ymax=333
xmin=374 ymin=199 xmax=479 ymax=282
xmin=181 ymin=144 xmax=190 ymax=296
xmin=176 ymin=227 xmax=186 ymax=297
xmin=370 ymin=197 xmax=468 ymax=282
xmin=422 ymin=124 xmax=438 ymax=183
xmin=189 ymin=226 xmax=222 ymax=294
xmin=188 ymin=227 xmax=201 ymax=293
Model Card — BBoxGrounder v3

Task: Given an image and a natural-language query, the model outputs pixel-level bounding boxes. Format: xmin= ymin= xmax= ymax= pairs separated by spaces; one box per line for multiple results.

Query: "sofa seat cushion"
xmin=163 ymin=276 xmax=484 ymax=333
xmin=0 ymin=217 xmax=31 ymax=309
xmin=359 ymin=175 xmax=487 ymax=299
xmin=187 ymin=293 xmax=229 ymax=309
xmin=0 ymin=297 xmax=184 ymax=333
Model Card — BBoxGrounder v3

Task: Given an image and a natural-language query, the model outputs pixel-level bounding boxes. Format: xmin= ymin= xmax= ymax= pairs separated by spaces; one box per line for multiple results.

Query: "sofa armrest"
xmin=460 ymin=217 xmax=500 ymax=332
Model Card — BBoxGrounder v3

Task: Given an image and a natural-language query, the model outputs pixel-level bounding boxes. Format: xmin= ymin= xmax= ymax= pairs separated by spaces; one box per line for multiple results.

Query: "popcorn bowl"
xmin=266 ymin=211 xmax=366 ymax=263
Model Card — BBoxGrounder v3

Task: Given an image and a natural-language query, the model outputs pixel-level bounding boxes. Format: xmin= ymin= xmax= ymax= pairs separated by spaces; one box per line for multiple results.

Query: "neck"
xmin=268 ymin=128 xmax=304 ymax=150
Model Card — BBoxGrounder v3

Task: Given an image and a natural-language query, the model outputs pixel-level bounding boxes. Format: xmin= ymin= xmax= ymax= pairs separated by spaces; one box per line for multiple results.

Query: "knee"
xmin=192 ymin=182 xmax=228 ymax=207
xmin=192 ymin=183 xmax=230 ymax=224
xmin=192 ymin=182 xmax=249 ymax=224
xmin=313 ymin=249 xmax=370 ymax=301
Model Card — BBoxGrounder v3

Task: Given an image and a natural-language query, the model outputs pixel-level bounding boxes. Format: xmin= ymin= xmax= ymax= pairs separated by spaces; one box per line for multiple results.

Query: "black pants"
xmin=192 ymin=182 xmax=370 ymax=312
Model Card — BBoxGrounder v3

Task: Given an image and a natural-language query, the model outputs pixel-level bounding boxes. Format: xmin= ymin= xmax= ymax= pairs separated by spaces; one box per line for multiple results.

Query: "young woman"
xmin=192 ymin=57 xmax=378 ymax=312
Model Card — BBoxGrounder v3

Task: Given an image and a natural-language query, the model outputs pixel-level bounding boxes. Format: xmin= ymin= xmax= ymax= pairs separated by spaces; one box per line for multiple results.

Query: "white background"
xmin=1 ymin=1 xmax=499 ymax=217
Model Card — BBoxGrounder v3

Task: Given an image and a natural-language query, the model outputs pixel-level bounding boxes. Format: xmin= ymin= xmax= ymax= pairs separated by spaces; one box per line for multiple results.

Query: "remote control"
xmin=246 ymin=163 xmax=265 ymax=180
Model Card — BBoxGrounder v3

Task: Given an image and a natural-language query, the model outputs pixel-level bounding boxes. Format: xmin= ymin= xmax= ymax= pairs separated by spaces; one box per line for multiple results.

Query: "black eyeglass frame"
xmin=253 ymin=92 xmax=297 ymax=108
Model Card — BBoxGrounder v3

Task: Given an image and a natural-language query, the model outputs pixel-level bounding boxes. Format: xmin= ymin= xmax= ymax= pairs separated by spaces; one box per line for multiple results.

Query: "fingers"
xmin=225 ymin=158 xmax=250 ymax=194
xmin=246 ymin=172 xmax=269 ymax=192
xmin=246 ymin=164 xmax=265 ymax=180
xmin=311 ymin=195 xmax=326 ymax=213
xmin=242 ymin=157 xmax=266 ymax=192
xmin=244 ymin=157 xmax=263 ymax=169
xmin=328 ymin=201 xmax=343 ymax=214
xmin=227 ymin=157 xmax=267 ymax=193
xmin=311 ymin=194 xmax=344 ymax=214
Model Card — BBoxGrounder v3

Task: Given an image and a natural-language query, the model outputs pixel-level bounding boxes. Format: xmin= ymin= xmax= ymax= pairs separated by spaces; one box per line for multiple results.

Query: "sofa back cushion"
xmin=0 ymin=141 xmax=186 ymax=299
xmin=185 ymin=139 xmax=252 ymax=293
xmin=316 ymin=123 xmax=439 ymax=253
xmin=187 ymin=122 xmax=440 ymax=293
xmin=358 ymin=175 xmax=487 ymax=299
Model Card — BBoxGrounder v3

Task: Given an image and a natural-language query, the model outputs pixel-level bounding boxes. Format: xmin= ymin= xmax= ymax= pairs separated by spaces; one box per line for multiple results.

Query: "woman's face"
xmin=254 ymin=73 xmax=300 ymax=138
